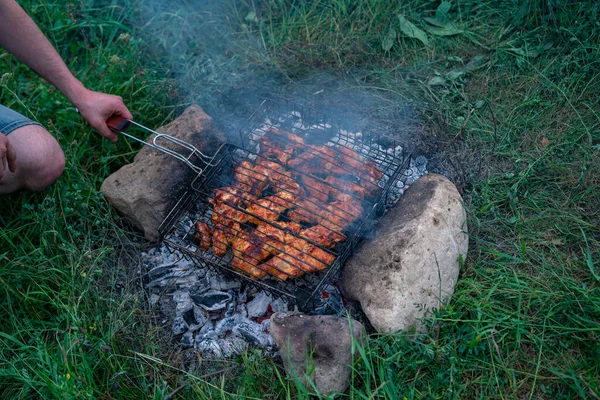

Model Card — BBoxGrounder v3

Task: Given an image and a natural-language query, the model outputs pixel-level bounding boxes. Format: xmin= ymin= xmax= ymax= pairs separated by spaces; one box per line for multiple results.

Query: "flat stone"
xmin=270 ymin=313 xmax=365 ymax=395
xmin=101 ymin=105 xmax=225 ymax=242
xmin=343 ymin=173 xmax=468 ymax=333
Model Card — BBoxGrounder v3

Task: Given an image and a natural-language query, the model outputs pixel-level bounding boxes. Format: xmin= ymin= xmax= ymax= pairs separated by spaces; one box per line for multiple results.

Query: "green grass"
xmin=1 ymin=0 xmax=599 ymax=398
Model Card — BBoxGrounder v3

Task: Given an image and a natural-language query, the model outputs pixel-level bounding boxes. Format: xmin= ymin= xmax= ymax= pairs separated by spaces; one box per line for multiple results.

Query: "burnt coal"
xmin=192 ymin=290 xmax=232 ymax=311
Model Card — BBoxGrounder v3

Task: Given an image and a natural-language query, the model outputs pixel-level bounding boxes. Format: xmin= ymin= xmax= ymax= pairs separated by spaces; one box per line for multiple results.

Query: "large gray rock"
xmin=270 ymin=313 xmax=365 ymax=395
xmin=343 ymin=174 xmax=468 ymax=333
xmin=101 ymin=105 xmax=225 ymax=242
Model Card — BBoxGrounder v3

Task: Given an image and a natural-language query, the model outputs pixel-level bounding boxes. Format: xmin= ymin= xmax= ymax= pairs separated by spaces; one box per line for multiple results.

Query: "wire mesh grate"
xmin=159 ymin=99 xmax=411 ymax=307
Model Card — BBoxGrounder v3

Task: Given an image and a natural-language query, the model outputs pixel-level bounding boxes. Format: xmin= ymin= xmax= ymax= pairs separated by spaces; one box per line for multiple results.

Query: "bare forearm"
xmin=0 ymin=0 xmax=85 ymax=102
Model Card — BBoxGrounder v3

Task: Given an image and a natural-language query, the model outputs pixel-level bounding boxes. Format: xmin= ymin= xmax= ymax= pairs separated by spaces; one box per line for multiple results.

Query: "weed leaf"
xmin=435 ymin=1 xmax=452 ymax=20
xmin=398 ymin=16 xmax=429 ymax=47
xmin=424 ymin=22 xmax=463 ymax=36
xmin=381 ymin=28 xmax=396 ymax=51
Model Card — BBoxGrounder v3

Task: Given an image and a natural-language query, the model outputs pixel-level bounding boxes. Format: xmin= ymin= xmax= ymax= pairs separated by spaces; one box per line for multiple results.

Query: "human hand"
xmin=0 ymin=134 xmax=17 ymax=180
xmin=72 ymin=88 xmax=133 ymax=142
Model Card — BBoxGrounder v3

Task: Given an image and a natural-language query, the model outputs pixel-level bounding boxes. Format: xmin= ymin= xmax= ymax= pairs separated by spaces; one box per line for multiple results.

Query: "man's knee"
xmin=9 ymin=124 xmax=65 ymax=191
xmin=25 ymin=137 xmax=65 ymax=191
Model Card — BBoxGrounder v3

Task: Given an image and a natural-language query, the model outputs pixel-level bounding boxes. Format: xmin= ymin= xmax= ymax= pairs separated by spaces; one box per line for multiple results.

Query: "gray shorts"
xmin=0 ymin=104 xmax=42 ymax=135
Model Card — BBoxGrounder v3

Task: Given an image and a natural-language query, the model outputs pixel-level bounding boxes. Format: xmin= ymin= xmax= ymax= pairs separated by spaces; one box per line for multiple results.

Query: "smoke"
xmin=134 ymin=0 xmax=422 ymax=150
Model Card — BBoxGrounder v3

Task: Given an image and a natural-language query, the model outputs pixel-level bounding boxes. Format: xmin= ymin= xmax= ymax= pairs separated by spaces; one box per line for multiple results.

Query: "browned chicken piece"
xmin=212 ymin=221 xmax=241 ymax=256
xmin=212 ymin=201 xmax=251 ymax=225
xmin=288 ymin=145 xmax=350 ymax=176
xmin=274 ymin=221 xmax=304 ymax=234
xmin=230 ymin=231 xmax=269 ymax=279
xmin=301 ymin=175 xmax=330 ymax=202
xmin=337 ymin=146 xmax=364 ymax=170
xmin=262 ymin=253 xmax=305 ymax=281
xmin=282 ymin=236 xmax=336 ymax=271
xmin=211 ymin=186 xmax=254 ymax=206
xmin=272 ymin=175 xmax=303 ymax=198
xmin=266 ymin=189 xmax=298 ymax=209
xmin=325 ymin=175 xmax=368 ymax=200
xmin=318 ymin=198 xmax=363 ymax=231
xmin=194 ymin=221 xmax=212 ymax=251
xmin=255 ymin=223 xmax=287 ymax=253
xmin=259 ymin=136 xmax=295 ymax=165
xmin=358 ymin=159 xmax=383 ymax=197
xmin=234 ymin=160 xmax=269 ymax=195
xmin=287 ymin=198 xmax=325 ymax=224
xmin=300 ymin=224 xmax=346 ymax=248
xmin=246 ymin=197 xmax=288 ymax=224
xmin=267 ymin=127 xmax=305 ymax=147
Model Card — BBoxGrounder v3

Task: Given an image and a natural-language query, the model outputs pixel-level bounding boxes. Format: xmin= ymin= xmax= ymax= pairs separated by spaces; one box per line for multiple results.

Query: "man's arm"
xmin=0 ymin=0 xmax=131 ymax=142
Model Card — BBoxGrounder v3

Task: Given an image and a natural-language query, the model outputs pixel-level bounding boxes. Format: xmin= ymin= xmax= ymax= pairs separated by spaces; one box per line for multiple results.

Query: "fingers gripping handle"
xmin=103 ymin=113 xmax=223 ymax=175
xmin=107 ymin=115 xmax=131 ymax=132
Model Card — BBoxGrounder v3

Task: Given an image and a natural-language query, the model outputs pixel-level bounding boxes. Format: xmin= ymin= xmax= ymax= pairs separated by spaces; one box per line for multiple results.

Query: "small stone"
xmin=246 ymin=291 xmax=273 ymax=319
xmin=270 ymin=313 xmax=365 ymax=395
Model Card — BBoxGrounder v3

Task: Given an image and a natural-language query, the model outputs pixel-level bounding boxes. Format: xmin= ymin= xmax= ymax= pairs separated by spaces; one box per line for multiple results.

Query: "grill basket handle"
xmin=105 ymin=114 xmax=224 ymax=175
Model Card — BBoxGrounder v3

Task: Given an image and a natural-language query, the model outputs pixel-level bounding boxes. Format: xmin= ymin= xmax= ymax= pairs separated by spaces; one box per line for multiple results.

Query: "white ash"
xmin=144 ymin=111 xmax=429 ymax=359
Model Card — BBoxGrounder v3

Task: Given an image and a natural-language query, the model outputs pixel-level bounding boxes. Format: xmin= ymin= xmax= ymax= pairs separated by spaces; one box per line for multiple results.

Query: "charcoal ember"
xmin=195 ymin=338 xmax=248 ymax=358
xmin=172 ymin=315 xmax=188 ymax=335
xmin=231 ymin=321 xmax=274 ymax=347
xmin=173 ymin=290 xmax=194 ymax=314
xmin=146 ymin=258 xmax=197 ymax=290
xmin=181 ymin=331 xmax=194 ymax=348
xmin=191 ymin=290 xmax=232 ymax=311
xmin=246 ymin=291 xmax=273 ymax=319
xmin=311 ymin=284 xmax=345 ymax=316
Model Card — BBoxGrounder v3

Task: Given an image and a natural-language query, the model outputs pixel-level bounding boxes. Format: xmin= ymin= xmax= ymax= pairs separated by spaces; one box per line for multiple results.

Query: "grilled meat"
xmin=325 ymin=175 xmax=368 ymax=200
xmin=194 ymin=221 xmax=212 ymax=251
xmin=301 ymin=175 xmax=330 ymax=202
xmin=287 ymin=198 xmax=325 ymax=224
xmin=231 ymin=231 xmax=269 ymax=279
xmin=246 ymin=196 xmax=288 ymax=224
xmin=300 ymin=224 xmax=346 ymax=248
xmin=212 ymin=221 xmax=240 ymax=256
xmin=234 ymin=160 xmax=269 ymax=195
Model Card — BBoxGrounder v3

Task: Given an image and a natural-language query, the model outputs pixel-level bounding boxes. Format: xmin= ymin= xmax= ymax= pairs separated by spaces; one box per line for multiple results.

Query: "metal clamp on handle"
xmin=106 ymin=115 xmax=223 ymax=175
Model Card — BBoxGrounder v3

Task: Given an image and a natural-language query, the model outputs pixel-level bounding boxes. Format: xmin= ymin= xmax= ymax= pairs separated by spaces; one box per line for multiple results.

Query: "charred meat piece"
xmin=301 ymin=175 xmax=330 ymax=202
xmin=212 ymin=201 xmax=251 ymax=225
xmin=274 ymin=221 xmax=304 ymax=234
xmin=259 ymin=136 xmax=295 ymax=165
xmin=288 ymin=145 xmax=347 ymax=176
xmin=212 ymin=221 xmax=241 ymax=256
xmin=230 ymin=231 xmax=269 ymax=279
xmin=337 ymin=146 xmax=364 ymax=170
xmin=246 ymin=197 xmax=288 ymax=224
xmin=194 ymin=221 xmax=212 ymax=251
xmin=262 ymin=253 xmax=305 ymax=280
xmin=300 ymin=224 xmax=346 ymax=248
xmin=325 ymin=175 xmax=368 ymax=200
xmin=287 ymin=198 xmax=325 ymax=224
xmin=211 ymin=186 xmax=255 ymax=206
xmin=234 ymin=160 xmax=269 ymax=195
xmin=318 ymin=198 xmax=363 ymax=231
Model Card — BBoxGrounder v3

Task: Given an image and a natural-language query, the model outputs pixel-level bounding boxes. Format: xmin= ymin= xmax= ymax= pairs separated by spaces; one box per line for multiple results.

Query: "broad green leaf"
xmin=446 ymin=69 xmax=466 ymax=80
xmin=423 ymin=17 xmax=448 ymax=28
xmin=424 ymin=23 xmax=462 ymax=36
xmin=435 ymin=1 xmax=452 ymax=20
xmin=427 ymin=76 xmax=448 ymax=86
xmin=381 ymin=28 xmax=396 ymax=51
xmin=398 ymin=16 xmax=429 ymax=47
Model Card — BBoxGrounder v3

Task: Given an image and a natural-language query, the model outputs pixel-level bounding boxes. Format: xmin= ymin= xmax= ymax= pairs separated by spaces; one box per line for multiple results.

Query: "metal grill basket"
xmin=159 ymin=99 xmax=411 ymax=307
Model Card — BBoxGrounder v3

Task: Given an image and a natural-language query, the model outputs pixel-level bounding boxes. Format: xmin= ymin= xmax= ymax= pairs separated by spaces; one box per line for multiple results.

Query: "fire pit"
xmin=158 ymin=99 xmax=411 ymax=307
